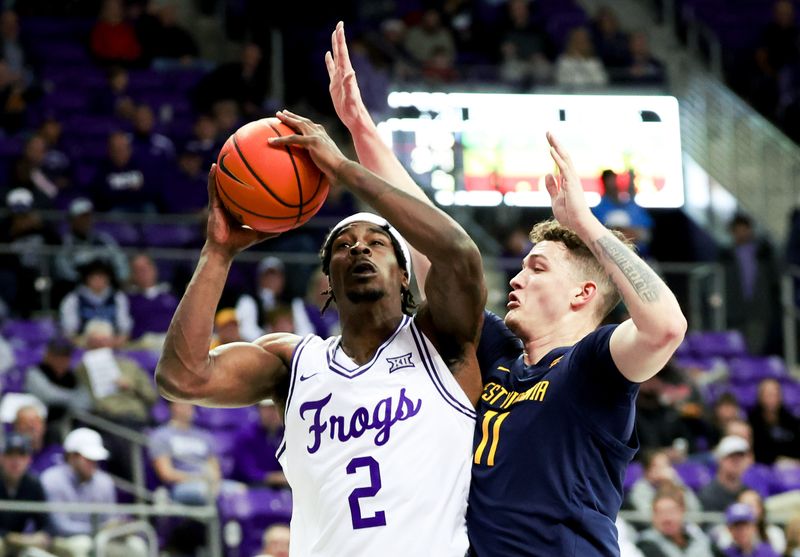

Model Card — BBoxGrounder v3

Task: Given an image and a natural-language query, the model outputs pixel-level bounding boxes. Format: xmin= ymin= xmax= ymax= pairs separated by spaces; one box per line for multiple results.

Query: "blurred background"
xmin=1 ymin=0 xmax=800 ymax=556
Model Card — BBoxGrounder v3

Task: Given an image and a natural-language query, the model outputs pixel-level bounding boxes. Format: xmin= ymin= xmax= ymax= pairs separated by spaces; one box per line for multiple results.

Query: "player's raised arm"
xmin=155 ymin=166 xmax=298 ymax=407
xmin=326 ymin=21 xmax=433 ymax=293
xmin=544 ymin=132 xmax=687 ymax=383
xmin=270 ymin=113 xmax=486 ymax=402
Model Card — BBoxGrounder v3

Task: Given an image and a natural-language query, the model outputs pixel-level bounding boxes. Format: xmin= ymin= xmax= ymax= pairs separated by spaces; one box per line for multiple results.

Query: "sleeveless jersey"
xmin=278 ymin=315 xmax=475 ymax=557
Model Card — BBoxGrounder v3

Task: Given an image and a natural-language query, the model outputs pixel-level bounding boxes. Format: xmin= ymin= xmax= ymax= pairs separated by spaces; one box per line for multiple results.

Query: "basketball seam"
xmin=232 ymin=134 xmax=302 ymax=209
xmin=267 ymin=123 xmax=304 ymax=225
xmin=217 ymin=177 xmax=326 ymax=220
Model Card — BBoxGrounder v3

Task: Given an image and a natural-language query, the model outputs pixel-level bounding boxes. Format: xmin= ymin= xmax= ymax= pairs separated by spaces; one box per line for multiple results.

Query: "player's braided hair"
xmin=529 ymin=219 xmax=634 ymax=321
xmin=319 ymin=225 xmax=416 ymax=316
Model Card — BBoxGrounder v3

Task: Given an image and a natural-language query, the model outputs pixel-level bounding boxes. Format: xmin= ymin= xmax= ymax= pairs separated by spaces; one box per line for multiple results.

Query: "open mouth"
xmin=350 ymin=261 xmax=377 ymax=276
xmin=507 ymin=293 xmax=520 ymax=309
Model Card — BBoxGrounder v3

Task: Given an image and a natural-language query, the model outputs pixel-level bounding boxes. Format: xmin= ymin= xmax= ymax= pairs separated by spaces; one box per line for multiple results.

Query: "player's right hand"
xmin=326 ymin=21 xmax=368 ymax=130
xmin=205 ymin=165 xmax=278 ymax=256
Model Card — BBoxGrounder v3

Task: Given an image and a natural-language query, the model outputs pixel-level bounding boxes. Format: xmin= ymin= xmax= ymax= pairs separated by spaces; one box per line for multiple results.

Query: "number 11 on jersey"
xmin=347 ymin=456 xmax=387 ymax=529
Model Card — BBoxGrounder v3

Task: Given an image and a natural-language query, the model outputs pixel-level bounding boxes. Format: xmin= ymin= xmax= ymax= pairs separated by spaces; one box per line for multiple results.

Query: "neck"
xmin=520 ymin=318 xmax=596 ymax=365
xmin=339 ymin=304 xmax=404 ymax=365
xmin=170 ymin=420 xmax=190 ymax=430
xmin=718 ymin=471 xmax=741 ymax=490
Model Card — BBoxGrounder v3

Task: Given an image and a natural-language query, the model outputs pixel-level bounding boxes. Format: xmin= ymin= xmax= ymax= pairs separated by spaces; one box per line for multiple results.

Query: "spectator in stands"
xmin=232 ymin=399 xmax=287 ymax=488
xmin=291 ymin=268 xmax=339 ymax=338
xmin=75 ymin=319 xmax=156 ymax=480
xmin=590 ymin=5 xmax=630 ymax=72
xmin=25 ymin=337 xmax=91 ymax=435
xmin=92 ymin=131 xmax=157 ymax=213
xmin=0 ymin=188 xmax=59 ymax=317
xmin=126 ymin=252 xmax=178 ymax=347
xmin=212 ymin=99 xmax=241 ymax=140
xmin=235 ymin=256 xmax=287 ymax=341
xmin=592 ymin=169 xmax=653 ymax=255
xmin=59 ymin=258 xmax=132 ymax=344
xmin=54 ymin=197 xmax=130 ymax=300
xmin=184 ymin=114 xmax=219 ymax=169
xmin=90 ymin=0 xmax=142 ymax=66
xmin=786 ymin=513 xmax=800 ymax=557
xmin=91 ymin=66 xmax=135 ymax=119
xmin=0 ymin=58 xmax=31 ymax=135
xmin=619 ymin=32 xmax=666 ymax=85
xmin=13 ymin=404 xmax=62 ymax=476
xmin=0 ymin=433 xmax=51 ymax=556
xmin=720 ymin=502 xmax=780 ymax=557
xmin=404 ymin=9 xmax=456 ymax=70
xmin=41 ymin=428 xmax=146 ymax=557
xmin=707 ymin=393 xmax=746 ymax=449
xmin=130 ymin=104 xmax=175 ymax=162
xmin=726 ymin=418 xmax=754 ymax=448
xmin=38 ymin=116 xmax=72 ymax=192
xmin=636 ymin=374 xmax=692 ymax=454
xmin=699 ymin=435 xmax=753 ymax=511
xmin=136 ymin=1 xmax=198 ymax=66
xmin=752 ymin=0 xmax=799 ymax=115
xmin=555 ymin=27 xmax=609 ymax=87
xmin=749 ymin=378 xmax=800 ymax=465
xmin=209 ymin=308 xmax=242 ymax=349
xmin=0 ymin=10 xmax=29 ymax=84
xmin=193 ymin=43 xmax=270 ymax=118
xmin=498 ymin=0 xmax=552 ymax=87
xmin=719 ymin=213 xmax=780 ymax=355
xmin=422 ymin=45 xmax=460 ymax=84
xmin=255 ymin=524 xmax=290 ymax=557
xmin=370 ymin=19 xmax=418 ymax=82
xmin=636 ymin=487 xmax=713 ymax=557
xmin=712 ymin=489 xmax=786 ymax=555
xmin=9 ymin=134 xmax=59 ymax=210
xmin=0 ymin=329 xmax=12 ymax=374
xmin=163 ymin=144 xmax=208 ymax=213
xmin=148 ymin=401 xmax=225 ymax=505
xmin=627 ymin=449 xmax=702 ymax=517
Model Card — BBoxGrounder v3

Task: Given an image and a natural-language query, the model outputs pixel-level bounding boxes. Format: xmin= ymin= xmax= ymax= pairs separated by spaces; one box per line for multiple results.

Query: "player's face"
xmin=505 ymin=241 xmax=581 ymax=336
xmin=328 ymin=223 xmax=407 ymax=310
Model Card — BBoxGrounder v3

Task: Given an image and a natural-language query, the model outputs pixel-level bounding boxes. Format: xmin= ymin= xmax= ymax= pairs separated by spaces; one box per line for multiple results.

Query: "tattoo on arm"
xmin=595 ymin=236 xmax=661 ymax=302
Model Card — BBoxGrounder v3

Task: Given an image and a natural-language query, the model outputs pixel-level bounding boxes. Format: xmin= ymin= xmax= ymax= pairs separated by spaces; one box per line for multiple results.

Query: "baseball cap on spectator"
xmin=257 ymin=256 xmax=284 ymax=275
xmin=46 ymin=336 xmax=75 ymax=356
xmin=68 ymin=198 xmax=94 ymax=217
xmin=714 ymin=435 xmax=750 ymax=460
xmin=64 ymin=428 xmax=109 ymax=461
xmin=3 ymin=432 xmax=32 ymax=455
xmin=214 ymin=308 xmax=238 ymax=329
xmin=726 ymin=502 xmax=755 ymax=525
xmin=5 ymin=188 xmax=33 ymax=213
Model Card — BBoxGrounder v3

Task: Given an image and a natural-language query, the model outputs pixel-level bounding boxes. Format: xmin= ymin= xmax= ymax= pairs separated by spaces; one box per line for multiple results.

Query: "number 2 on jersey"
xmin=347 ymin=456 xmax=386 ymax=529
xmin=474 ymin=410 xmax=510 ymax=466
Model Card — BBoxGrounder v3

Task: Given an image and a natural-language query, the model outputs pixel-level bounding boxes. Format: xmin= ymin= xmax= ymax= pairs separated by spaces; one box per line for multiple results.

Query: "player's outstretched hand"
xmin=544 ymin=132 xmax=596 ymax=233
xmin=270 ymin=110 xmax=350 ymax=181
xmin=205 ymin=165 xmax=278 ymax=256
xmin=326 ymin=21 xmax=367 ymax=130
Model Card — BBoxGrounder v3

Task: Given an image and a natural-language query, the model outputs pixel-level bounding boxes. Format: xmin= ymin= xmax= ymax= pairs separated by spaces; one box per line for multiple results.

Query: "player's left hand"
xmin=544 ymin=132 xmax=596 ymax=233
xmin=270 ymin=110 xmax=350 ymax=180
xmin=326 ymin=21 xmax=368 ymax=131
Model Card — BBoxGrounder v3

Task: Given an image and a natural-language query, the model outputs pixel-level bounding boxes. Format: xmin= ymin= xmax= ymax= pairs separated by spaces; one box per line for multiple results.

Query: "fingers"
xmin=325 ymin=51 xmax=335 ymax=80
xmin=549 ymin=146 xmax=567 ymax=175
xmin=268 ymin=134 xmax=311 ymax=148
xmin=207 ymin=164 xmax=222 ymax=208
xmin=336 ymin=22 xmax=353 ymax=72
xmin=546 ymin=131 xmax=573 ymax=166
xmin=544 ymin=173 xmax=559 ymax=199
xmin=274 ymin=110 xmax=314 ymax=135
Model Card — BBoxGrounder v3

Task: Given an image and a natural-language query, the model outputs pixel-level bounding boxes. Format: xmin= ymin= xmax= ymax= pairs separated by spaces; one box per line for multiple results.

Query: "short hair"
xmin=715 ymin=392 xmax=740 ymax=408
xmin=652 ymin=484 xmax=685 ymax=510
xmin=83 ymin=318 xmax=115 ymax=338
xmin=529 ymin=219 xmax=632 ymax=321
xmin=729 ymin=212 xmax=753 ymax=230
xmin=263 ymin=523 xmax=290 ymax=545
xmin=641 ymin=448 xmax=668 ymax=472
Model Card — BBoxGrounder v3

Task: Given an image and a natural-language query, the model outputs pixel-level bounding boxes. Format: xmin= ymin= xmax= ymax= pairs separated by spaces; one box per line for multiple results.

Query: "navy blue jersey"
xmin=468 ymin=311 xmax=640 ymax=557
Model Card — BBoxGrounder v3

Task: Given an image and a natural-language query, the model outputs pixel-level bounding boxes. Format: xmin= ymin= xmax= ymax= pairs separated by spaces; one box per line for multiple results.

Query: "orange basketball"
xmin=215 ymin=117 xmax=329 ymax=233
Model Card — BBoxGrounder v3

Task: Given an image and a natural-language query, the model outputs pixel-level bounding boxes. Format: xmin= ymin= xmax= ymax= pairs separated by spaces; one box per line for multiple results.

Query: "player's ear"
xmin=570 ymin=280 xmax=597 ymax=311
xmin=400 ymin=270 xmax=410 ymax=292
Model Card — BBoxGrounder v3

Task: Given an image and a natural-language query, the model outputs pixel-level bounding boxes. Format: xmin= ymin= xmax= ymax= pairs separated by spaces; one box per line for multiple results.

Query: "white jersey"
xmin=278 ymin=315 xmax=475 ymax=557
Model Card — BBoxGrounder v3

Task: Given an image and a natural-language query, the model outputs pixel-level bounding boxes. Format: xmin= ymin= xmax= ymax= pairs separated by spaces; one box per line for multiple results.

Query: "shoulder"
xmin=40 ymin=464 xmax=65 ymax=485
xmin=570 ymin=324 xmax=618 ymax=360
xmin=253 ymin=332 xmax=304 ymax=365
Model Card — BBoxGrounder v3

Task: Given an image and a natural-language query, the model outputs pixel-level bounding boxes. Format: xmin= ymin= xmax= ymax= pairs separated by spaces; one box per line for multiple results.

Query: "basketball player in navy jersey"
xmin=156 ymin=103 xmax=486 ymax=553
xmin=326 ymin=22 xmax=687 ymax=556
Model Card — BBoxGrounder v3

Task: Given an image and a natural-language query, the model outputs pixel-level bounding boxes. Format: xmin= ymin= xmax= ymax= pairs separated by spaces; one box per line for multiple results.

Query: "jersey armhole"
xmin=276 ymin=334 xmax=315 ymax=461
xmin=409 ymin=320 xmax=476 ymax=421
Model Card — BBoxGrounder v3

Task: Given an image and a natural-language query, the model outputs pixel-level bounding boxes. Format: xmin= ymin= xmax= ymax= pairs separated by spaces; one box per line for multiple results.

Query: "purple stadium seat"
xmin=770 ymin=466 xmax=800 ymax=494
xmin=743 ymin=464 xmax=772 ymax=498
xmin=675 ymin=461 xmax=713 ymax=492
xmin=142 ymin=223 xmax=202 ymax=249
xmin=673 ymin=355 xmax=723 ymax=372
xmin=121 ymin=349 xmax=161 ymax=373
xmin=93 ymin=221 xmax=142 ymax=246
xmin=194 ymin=407 xmax=258 ymax=431
xmin=728 ymin=356 xmax=788 ymax=385
xmin=686 ymin=330 xmax=748 ymax=358
xmin=730 ymin=384 xmax=759 ymax=409
xmin=0 ymin=137 xmax=23 ymax=158
xmin=211 ymin=430 xmax=238 ymax=477
xmin=66 ymin=115 xmax=126 ymax=137
xmin=623 ymin=461 xmax=642 ymax=492
xmin=150 ymin=399 xmax=170 ymax=424
xmin=2 ymin=318 xmax=57 ymax=346
xmin=1 ymin=366 xmax=29 ymax=393
xmin=218 ymin=488 xmax=292 ymax=557
xmin=781 ymin=381 xmax=800 ymax=416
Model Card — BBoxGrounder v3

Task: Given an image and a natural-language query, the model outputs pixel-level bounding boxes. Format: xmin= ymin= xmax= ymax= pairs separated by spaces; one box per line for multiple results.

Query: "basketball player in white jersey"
xmin=155 ymin=112 xmax=486 ymax=555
